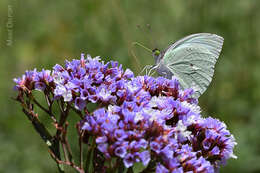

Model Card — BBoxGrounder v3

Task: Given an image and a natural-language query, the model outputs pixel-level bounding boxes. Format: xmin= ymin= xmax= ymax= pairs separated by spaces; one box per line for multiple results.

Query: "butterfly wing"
xmin=166 ymin=33 xmax=223 ymax=58
xmin=159 ymin=33 xmax=224 ymax=98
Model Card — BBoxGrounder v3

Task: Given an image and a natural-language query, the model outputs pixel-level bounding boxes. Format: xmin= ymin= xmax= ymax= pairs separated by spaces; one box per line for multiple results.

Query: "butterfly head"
xmin=152 ymin=48 xmax=162 ymax=65
xmin=152 ymin=48 xmax=160 ymax=56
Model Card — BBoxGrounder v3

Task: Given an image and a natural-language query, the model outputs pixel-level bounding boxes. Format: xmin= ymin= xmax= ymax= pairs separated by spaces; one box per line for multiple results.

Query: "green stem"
xmin=85 ymin=136 xmax=95 ymax=173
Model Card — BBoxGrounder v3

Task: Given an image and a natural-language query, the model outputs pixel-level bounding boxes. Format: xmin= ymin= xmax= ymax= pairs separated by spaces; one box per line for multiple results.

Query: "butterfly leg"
xmin=139 ymin=65 xmax=153 ymax=75
xmin=146 ymin=65 xmax=154 ymax=75
xmin=147 ymin=65 xmax=158 ymax=76
xmin=150 ymin=70 xmax=157 ymax=76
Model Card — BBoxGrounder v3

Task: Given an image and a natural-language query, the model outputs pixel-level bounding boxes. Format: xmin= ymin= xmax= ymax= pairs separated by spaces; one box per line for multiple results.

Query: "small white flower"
xmin=175 ymin=120 xmax=187 ymax=132
xmin=229 ymin=135 xmax=238 ymax=159
xmin=229 ymin=152 xmax=238 ymax=159
xmin=161 ymin=108 xmax=172 ymax=115
xmin=107 ymin=105 xmax=114 ymax=113
xmin=186 ymin=115 xmax=197 ymax=125
xmin=175 ymin=120 xmax=192 ymax=139
xmin=54 ymin=84 xmax=66 ymax=96
xmin=148 ymin=96 xmax=159 ymax=107
xmin=134 ymin=112 xmax=144 ymax=123
xmin=53 ymin=72 xmax=64 ymax=85
xmin=99 ymin=88 xmax=111 ymax=101
xmin=143 ymin=108 xmax=159 ymax=122
xmin=65 ymin=81 xmax=77 ymax=89
xmin=93 ymin=56 xmax=101 ymax=61
xmin=148 ymin=96 xmax=167 ymax=108
xmin=182 ymin=101 xmax=201 ymax=114
xmin=63 ymin=90 xmax=72 ymax=102
xmin=127 ymin=82 xmax=139 ymax=93
xmin=149 ymin=112 xmax=158 ymax=122
xmin=54 ymin=84 xmax=72 ymax=102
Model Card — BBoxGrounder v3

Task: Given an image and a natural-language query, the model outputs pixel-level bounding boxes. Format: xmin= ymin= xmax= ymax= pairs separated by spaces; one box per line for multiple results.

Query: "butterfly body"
xmin=153 ymin=33 xmax=224 ymax=98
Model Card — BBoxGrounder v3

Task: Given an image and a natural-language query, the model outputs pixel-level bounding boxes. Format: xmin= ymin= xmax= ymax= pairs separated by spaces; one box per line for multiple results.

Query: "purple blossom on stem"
xmin=13 ymin=53 xmax=237 ymax=172
xmin=114 ymin=146 xmax=127 ymax=158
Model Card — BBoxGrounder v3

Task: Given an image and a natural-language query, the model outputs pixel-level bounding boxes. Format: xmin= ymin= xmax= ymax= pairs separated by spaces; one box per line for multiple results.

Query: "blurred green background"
xmin=1 ymin=0 xmax=260 ymax=172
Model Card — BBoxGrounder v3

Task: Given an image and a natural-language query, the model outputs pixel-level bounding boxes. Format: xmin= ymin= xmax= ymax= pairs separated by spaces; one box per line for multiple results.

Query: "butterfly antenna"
xmin=145 ymin=24 xmax=154 ymax=46
xmin=132 ymin=42 xmax=153 ymax=53
xmin=144 ymin=23 xmax=158 ymax=51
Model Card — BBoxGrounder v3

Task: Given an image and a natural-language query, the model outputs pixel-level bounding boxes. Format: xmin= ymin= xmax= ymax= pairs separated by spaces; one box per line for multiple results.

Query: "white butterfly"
xmin=152 ymin=33 xmax=224 ymax=98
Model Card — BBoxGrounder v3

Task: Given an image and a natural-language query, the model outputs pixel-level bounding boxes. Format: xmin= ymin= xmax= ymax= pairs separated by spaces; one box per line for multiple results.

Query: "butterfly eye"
xmin=155 ymin=50 xmax=160 ymax=56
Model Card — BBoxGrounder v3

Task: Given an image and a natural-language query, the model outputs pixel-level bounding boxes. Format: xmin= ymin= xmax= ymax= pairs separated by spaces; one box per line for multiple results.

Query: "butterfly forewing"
xmin=167 ymin=33 xmax=224 ymax=58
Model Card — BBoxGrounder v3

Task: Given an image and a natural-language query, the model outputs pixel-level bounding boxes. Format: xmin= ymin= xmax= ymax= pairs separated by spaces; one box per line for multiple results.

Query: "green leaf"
xmin=132 ymin=162 xmax=147 ymax=173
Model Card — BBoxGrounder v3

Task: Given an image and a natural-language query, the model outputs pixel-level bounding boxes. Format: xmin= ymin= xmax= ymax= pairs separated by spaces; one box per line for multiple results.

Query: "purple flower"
xmin=123 ymin=153 xmax=134 ymax=168
xmin=114 ymin=146 xmax=127 ymax=158
xmin=93 ymin=108 xmax=106 ymax=122
xmin=185 ymin=157 xmax=214 ymax=173
xmin=13 ymin=69 xmax=37 ymax=91
xmin=180 ymin=88 xmax=194 ymax=101
xmin=53 ymin=64 xmax=64 ymax=72
xmin=114 ymin=129 xmax=128 ymax=141
xmin=156 ymin=163 xmax=169 ymax=173
xmin=123 ymin=68 xmax=134 ymax=78
xmin=150 ymin=141 xmax=162 ymax=154
xmin=93 ymin=72 xmax=104 ymax=84
xmin=139 ymin=150 xmax=150 ymax=166
xmin=160 ymin=145 xmax=174 ymax=159
xmin=210 ymin=146 xmax=220 ymax=155
xmin=80 ymin=89 xmax=89 ymax=100
xmin=97 ymin=143 xmax=108 ymax=153
xmin=35 ymin=69 xmax=52 ymax=83
xmin=138 ymin=139 xmax=148 ymax=149
xmin=75 ymin=97 xmax=86 ymax=110
xmin=54 ymin=84 xmax=72 ymax=102
xmin=96 ymin=136 xmax=107 ymax=144
xmin=81 ymin=121 xmax=91 ymax=131
xmin=34 ymin=82 xmax=46 ymax=91
xmin=96 ymin=87 xmax=116 ymax=103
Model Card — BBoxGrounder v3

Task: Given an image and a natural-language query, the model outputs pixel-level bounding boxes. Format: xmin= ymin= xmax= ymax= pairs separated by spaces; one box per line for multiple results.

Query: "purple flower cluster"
xmin=80 ymin=74 xmax=237 ymax=172
xmin=14 ymin=69 xmax=53 ymax=92
xmin=51 ymin=54 xmax=134 ymax=107
xmin=14 ymin=54 xmax=237 ymax=172
xmin=14 ymin=54 xmax=133 ymax=107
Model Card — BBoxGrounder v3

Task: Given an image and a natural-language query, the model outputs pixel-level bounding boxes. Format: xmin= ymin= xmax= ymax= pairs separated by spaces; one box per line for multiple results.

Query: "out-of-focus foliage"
xmin=1 ymin=0 xmax=260 ymax=172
